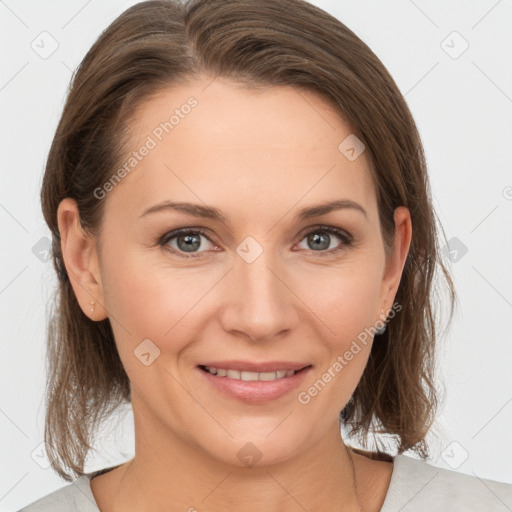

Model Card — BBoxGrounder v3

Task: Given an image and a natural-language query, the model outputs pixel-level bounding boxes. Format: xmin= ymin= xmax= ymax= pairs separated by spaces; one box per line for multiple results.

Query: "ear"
xmin=57 ymin=198 xmax=108 ymax=321
xmin=378 ymin=206 xmax=412 ymax=319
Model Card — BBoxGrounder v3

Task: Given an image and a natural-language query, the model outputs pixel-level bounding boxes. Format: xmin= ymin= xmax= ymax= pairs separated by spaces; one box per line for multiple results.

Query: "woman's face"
xmin=66 ymin=76 xmax=410 ymax=467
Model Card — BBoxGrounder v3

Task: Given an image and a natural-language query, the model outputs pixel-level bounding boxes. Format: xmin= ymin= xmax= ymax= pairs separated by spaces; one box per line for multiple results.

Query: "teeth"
xmin=259 ymin=371 xmax=278 ymax=381
xmin=241 ymin=371 xmax=259 ymax=381
xmin=203 ymin=366 xmax=298 ymax=381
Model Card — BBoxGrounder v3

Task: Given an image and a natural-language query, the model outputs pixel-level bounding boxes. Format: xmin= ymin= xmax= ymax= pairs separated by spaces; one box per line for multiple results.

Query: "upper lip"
xmin=198 ymin=360 xmax=311 ymax=372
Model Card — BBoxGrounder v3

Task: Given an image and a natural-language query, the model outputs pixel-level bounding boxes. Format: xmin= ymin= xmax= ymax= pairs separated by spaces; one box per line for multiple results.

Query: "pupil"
xmin=179 ymin=234 xmax=200 ymax=252
xmin=309 ymin=232 xmax=329 ymax=250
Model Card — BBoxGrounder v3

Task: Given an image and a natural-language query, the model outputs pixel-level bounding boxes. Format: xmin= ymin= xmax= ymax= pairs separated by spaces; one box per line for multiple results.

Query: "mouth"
xmin=197 ymin=362 xmax=312 ymax=403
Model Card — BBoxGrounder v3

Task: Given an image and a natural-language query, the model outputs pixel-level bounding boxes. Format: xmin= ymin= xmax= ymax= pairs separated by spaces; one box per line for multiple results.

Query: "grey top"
xmin=17 ymin=454 xmax=512 ymax=511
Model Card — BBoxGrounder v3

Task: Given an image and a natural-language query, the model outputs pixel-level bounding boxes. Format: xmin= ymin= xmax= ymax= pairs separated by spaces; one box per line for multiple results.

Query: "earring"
xmin=375 ymin=308 xmax=387 ymax=335
xmin=375 ymin=323 xmax=387 ymax=335
xmin=90 ymin=301 xmax=95 ymax=312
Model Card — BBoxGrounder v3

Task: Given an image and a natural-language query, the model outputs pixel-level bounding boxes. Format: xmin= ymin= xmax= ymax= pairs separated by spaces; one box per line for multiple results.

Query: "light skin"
xmin=58 ymin=76 xmax=412 ymax=511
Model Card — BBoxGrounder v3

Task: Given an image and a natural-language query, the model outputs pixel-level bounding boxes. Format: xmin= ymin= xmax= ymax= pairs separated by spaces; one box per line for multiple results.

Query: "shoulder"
xmin=16 ymin=476 xmax=99 ymax=512
xmin=381 ymin=454 xmax=512 ymax=511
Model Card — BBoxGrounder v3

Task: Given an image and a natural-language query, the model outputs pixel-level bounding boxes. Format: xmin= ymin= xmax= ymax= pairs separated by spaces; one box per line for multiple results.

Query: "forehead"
xmin=106 ymin=77 xmax=377 ymax=223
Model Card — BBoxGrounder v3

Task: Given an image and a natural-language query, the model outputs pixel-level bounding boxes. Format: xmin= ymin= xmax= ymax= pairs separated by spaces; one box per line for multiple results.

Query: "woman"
xmin=18 ymin=0 xmax=512 ymax=510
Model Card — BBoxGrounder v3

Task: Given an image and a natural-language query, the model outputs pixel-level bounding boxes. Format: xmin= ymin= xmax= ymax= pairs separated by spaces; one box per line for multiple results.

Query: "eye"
xmin=158 ymin=225 xmax=353 ymax=259
xmin=159 ymin=228 xmax=217 ymax=258
xmin=296 ymin=225 xmax=353 ymax=256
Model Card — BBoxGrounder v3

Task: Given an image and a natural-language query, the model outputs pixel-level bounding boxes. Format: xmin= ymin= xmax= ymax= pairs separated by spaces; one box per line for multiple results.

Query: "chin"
xmin=199 ymin=428 xmax=311 ymax=469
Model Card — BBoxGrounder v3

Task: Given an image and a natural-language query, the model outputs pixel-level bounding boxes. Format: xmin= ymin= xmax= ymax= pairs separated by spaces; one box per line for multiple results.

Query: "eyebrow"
xmin=139 ymin=199 xmax=368 ymax=222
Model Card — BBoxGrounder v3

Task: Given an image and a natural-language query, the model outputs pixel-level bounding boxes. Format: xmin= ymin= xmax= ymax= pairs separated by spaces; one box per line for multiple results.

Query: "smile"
xmin=202 ymin=366 xmax=297 ymax=381
xmin=197 ymin=363 xmax=312 ymax=403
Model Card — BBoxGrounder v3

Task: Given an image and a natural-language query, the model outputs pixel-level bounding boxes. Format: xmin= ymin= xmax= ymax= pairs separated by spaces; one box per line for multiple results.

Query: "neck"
xmin=111 ymin=402 xmax=364 ymax=511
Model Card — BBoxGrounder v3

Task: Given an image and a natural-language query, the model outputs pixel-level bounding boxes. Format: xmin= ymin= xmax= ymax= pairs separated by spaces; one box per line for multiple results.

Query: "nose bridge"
xmin=239 ymin=246 xmax=281 ymax=304
xmin=220 ymin=238 xmax=297 ymax=341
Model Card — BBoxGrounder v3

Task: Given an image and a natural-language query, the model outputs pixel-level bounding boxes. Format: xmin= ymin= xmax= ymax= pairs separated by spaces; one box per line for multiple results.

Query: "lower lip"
xmin=197 ymin=366 xmax=312 ymax=403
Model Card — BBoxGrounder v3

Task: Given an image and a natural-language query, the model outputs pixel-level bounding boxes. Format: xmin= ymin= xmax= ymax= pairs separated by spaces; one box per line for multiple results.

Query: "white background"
xmin=1 ymin=0 xmax=511 ymax=510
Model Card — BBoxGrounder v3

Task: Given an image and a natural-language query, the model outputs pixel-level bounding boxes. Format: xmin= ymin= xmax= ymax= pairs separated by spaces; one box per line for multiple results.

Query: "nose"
xmin=218 ymin=246 xmax=299 ymax=343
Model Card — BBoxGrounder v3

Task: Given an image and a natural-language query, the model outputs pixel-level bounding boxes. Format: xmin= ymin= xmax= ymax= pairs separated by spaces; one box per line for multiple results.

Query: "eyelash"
xmin=157 ymin=225 xmax=354 ymax=259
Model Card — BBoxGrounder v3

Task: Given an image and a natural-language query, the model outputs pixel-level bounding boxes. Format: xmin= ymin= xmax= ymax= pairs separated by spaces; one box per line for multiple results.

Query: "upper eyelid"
xmin=301 ymin=225 xmax=352 ymax=238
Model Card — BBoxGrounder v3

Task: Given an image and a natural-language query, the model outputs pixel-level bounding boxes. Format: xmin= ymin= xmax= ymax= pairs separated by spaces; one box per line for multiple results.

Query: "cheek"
xmin=295 ymin=260 xmax=383 ymax=340
xmin=101 ymin=249 xmax=216 ymax=348
xmin=293 ymin=268 xmax=382 ymax=416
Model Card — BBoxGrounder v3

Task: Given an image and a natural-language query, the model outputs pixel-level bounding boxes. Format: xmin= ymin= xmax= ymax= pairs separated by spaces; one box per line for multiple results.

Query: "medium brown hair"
xmin=41 ymin=0 xmax=456 ymax=481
